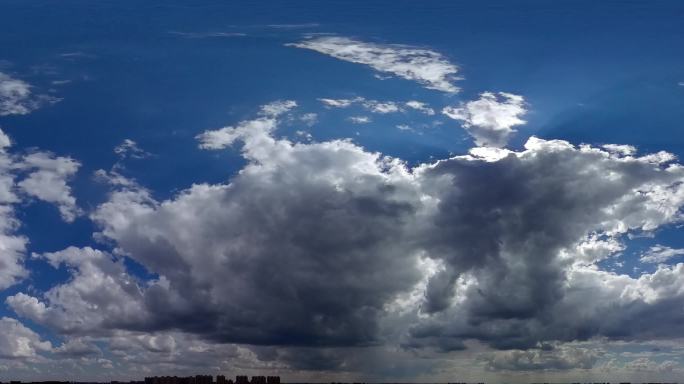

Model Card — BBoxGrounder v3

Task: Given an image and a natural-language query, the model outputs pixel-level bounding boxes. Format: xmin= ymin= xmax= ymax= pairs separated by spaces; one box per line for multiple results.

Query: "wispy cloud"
xmin=168 ymin=31 xmax=247 ymax=38
xmin=318 ymin=96 xmax=434 ymax=115
xmin=266 ymin=23 xmax=320 ymax=29
xmin=348 ymin=115 xmax=371 ymax=124
xmin=289 ymin=37 xmax=461 ymax=93
xmin=640 ymin=245 xmax=684 ymax=264
xmin=0 ymin=72 xmax=59 ymax=116
xmin=114 ymin=139 xmax=151 ymax=160
xmin=405 ymin=100 xmax=435 ymax=115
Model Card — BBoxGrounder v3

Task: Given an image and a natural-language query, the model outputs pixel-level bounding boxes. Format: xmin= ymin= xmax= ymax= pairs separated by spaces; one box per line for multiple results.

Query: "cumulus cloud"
xmin=640 ymin=245 xmax=684 ymax=264
xmin=196 ymin=100 xmax=296 ymax=150
xmin=7 ymin=247 xmax=152 ymax=334
xmin=0 ymin=129 xmax=79 ymax=289
xmin=406 ymin=138 xmax=684 ymax=349
xmin=290 ymin=37 xmax=460 ymax=92
xmin=0 ymin=133 xmax=27 ymax=290
xmin=443 ymin=92 xmax=527 ymax=147
xmin=16 ymin=152 xmax=81 ymax=222
xmin=86 ymin=111 xmax=423 ymax=346
xmin=9 ymin=103 xmax=684 ymax=378
xmin=0 ymin=317 xmax=52 ymax=359
xmin=603 ymin=144 xmax=637 ymax=156
xmin=0 ymin=72 xmax=58 ymax=116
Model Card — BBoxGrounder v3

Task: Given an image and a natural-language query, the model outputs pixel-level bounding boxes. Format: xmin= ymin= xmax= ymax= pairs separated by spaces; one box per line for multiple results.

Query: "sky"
xmin=1 ymin=0 xmax=684 ymax=382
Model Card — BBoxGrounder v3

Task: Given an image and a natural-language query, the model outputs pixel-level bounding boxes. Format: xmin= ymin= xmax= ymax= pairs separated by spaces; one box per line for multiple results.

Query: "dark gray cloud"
xmin=7 ymin=105 xmax=684 ymax=376
xmin=406 ymin=140 xmax=684 ymax=349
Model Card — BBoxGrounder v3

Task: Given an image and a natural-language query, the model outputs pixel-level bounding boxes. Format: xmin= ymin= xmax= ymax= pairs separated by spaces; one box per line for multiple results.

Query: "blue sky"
xmin=1 ymin=0 xmax=684 ymax=382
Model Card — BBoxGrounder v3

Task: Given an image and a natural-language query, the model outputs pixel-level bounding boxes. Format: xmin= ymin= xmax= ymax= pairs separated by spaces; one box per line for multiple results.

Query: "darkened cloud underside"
xmin=7 ymin=104 xmax=684 ymax=366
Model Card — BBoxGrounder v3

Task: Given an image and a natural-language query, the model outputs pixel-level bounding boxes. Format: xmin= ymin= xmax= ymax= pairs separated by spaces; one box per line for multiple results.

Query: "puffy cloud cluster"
xmin=0 ymin=128 xmax=80 ymax=290
xmin=12 ymin=104 xmax=684 ymax=349
xmin=196 ymin=100 xmax=297 ymax=151
xmin=0 ymin=131 xmax=28 ymax=290
xmin=406 ymin=138 xmax=684 ymax=349
xmin=291 ymin=37 xmax=460 ymax=93
xmin=443 ymin=92 xmax=527 ymax=147
xmin=7 ymin=247 xmax=151 ymax=334
xmin=7 ymin=103 xmax=684 ymax=377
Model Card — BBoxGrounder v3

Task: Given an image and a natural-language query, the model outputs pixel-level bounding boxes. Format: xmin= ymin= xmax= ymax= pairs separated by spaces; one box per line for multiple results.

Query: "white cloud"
xmin=443 ymin=92 xmax=527 ymax=147
xmin=348 ymin=116 xmax=371 ymax=124
xmin=603 ymin=143 xmax=637 ymax=156
xmin=483 ymin=345 xmax=599 ymax=371
xmin=93 ymin=169 xmax=138 ymax=188
xmin=0 ymin=72 xmax=58 ymax=116
xmin=318 ymin=97 xmax=433 ymax=116
xmin=21 ymin=103 xmax=684 ymax=354
xmin=168 ymin=31 xmax=247 ymax=38
xmin=196 ymin=100 xmax=296 ymax=151
xmin=16 ymin=152 xmax=81 ymax=222
xmin=0 ymin=73 xmax=33 ymax=116
xmin=0 ymin=317 xmax=52 ymax=359
xmin=0 ymin=128 xmax=82 ymax=290
xmin=299 ymin=113 xmax=318 ymax=126
xmin=405 ymin=100 xmax=435 ymax=115
xmin=625 ymin=357 xmax=679 ymax=372
xmin=295 ymin=130 xmax=313 ymax=141
xmin=9 ymin=102 xmax=684 ymax=379
xmin=0 ymin=129 xmax=27 ymax=290
xmin=114 ymin=139 xmax=150 ymax=160
xmin=640 ymin=245 xmax=684 ymax=264
xmin=318 ymin=98 xmax=359 ymax=108
xmin=290 ymin=37 xmax=460 ymax=93
xmin=361 ymin=100 xmax=401 ymax=114
xmin=258 ymin=100 xmax=297 ymax=117
xmin=7 ymin=247 xmax=152 ymax=334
